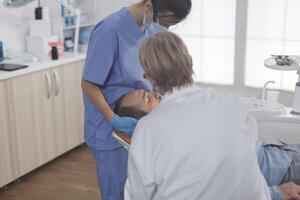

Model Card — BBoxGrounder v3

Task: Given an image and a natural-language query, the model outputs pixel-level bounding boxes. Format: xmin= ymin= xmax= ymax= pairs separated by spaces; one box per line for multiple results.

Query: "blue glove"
xmin=111 ymin=115 xmax=138 ymax=135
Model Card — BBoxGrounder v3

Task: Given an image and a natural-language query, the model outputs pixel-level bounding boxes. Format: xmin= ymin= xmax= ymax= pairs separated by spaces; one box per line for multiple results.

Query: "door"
xmin=6 ymin=70 xmax=56 ymax=176
xmin=54 ymin=61 xmax=84 ymax=151
xmin=51 ymin=67 xmax=68 ymax=155
xmin=0 ymin=80 xmax=16 ymax=187
xmin=47 ymin=60 xmax=85 ymax=156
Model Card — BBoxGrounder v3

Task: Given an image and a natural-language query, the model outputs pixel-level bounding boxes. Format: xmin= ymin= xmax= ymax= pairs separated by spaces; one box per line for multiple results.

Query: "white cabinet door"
xmin=0 ymin=81 xmax=16 ymax=188
xmin=57 ymin=61 xmax=84 ymax=150
xmin=50 ymin=60 xmax=84 ymax=154
xmin=77 ymin=60 xmax=85 ymax=143
xmin=6 ymin=70 xmax=56 ymax=176
xmin=258 ymin=121 xmax=300 ymax=143
xmin=2 ymin=60 xmax=85 ymax=185
xmin=51 ymin=68 xmax=68 ymax=156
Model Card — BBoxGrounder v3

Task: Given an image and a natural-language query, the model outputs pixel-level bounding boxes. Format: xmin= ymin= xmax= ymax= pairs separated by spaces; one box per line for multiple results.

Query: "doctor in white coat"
xmin=124 ymin=32 xmax=271 ymax=200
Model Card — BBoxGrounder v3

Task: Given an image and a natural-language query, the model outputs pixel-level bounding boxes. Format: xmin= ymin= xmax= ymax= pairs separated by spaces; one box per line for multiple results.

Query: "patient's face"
xmin=121 ymin=90 xmax=160 ymax=113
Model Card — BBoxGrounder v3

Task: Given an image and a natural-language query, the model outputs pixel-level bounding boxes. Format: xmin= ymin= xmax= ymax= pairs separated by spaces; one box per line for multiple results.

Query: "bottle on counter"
xmin=51 ymin=46 xmax=58 ymax=60
xmin=49 ymin=41 xmax=64 ymax=60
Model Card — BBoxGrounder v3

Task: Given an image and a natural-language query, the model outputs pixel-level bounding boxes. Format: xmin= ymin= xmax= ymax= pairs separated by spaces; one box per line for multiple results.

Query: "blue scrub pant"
xmin=90 ymin=147 xmax=128 ymax=200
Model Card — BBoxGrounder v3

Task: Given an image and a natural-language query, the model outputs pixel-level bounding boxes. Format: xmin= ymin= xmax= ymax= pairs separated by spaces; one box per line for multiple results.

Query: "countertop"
xmin=255 ymin=107 xmax=300 ymax=123
xmin=2 ymin=54 xmax=298 ymax=124
xmin=0 ymin=53 xmax=86 ymax=81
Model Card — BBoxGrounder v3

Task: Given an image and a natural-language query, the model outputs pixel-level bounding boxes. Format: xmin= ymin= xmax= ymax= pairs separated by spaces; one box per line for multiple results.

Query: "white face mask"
xmin=143 ymin=10 xmax=168 ymax=37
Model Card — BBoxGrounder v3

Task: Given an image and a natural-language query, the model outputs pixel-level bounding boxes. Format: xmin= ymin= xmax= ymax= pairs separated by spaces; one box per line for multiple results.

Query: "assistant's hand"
xmin=111 ymin=115 xmax=138 ymax=135
xmin=279 ymin=182 xmax=300 ymax=200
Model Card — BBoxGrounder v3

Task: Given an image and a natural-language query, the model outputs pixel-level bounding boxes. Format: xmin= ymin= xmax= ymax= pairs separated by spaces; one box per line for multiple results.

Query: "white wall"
xmin=0 ymin=0 xmax=138 ymax=51
xmin=0 ymin=0 xmax=295 ymax=106
xmin=95 ymin=0 xmax=139 ymax=21
xmin=0 ymin=2 xmax=37 ymax=51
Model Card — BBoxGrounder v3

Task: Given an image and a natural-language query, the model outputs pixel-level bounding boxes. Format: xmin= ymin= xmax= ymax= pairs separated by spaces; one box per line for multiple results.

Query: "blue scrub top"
xmin=82 ymin=8 xmax=151 ymax=150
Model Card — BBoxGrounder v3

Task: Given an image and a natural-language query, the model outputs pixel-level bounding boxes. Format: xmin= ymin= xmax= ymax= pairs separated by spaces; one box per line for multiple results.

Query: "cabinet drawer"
xmin=257 ymin=121 xmax=300 ymax=143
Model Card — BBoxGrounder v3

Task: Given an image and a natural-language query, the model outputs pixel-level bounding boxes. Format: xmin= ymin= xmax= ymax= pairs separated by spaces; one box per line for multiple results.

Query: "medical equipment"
xmin=264 ymin=55 xmax=300 ymax=115
xmin=261 ymin=80 xmax=275 ymax=106
xmin=265 ymin=90 xmax=280 ymax=108
xmin=34 ymin=0 xmax=42 ymax=20
xmin=245 ymin=80 xmax=286 ymax=120
xmin=272 ymin=55 xmax=295 ymax=66
xmin=3 ymin=0 xmax=81 ymax=54
xmin=64 ymin=37 xmax=74 ymax=51
xmin=294 ymin=81 xmax=300 ymax=114
xmin=143 ymin=11 xmax=168 ymax=37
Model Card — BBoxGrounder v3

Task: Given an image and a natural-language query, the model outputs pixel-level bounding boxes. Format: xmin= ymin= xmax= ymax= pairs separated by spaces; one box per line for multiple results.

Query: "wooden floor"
xmin=0 ymin=145 xmax=101 ymax=200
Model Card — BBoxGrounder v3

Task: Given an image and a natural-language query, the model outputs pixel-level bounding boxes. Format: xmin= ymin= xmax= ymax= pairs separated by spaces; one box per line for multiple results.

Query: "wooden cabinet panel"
xmin=77 ymin=60 xmax=85 ymax=143
xmin=1 ymin=60 xmax=85 ymax=187
xmin=59 ymin=61 xmax=84 ymax=150
xmin=50 ymin=61 xmax=84 ymax=154
xmin=0 ymin=81 xmax=16 ymax=187
xmin=51 ymin=68 xmax=68 ymax=156
xmin=6 ymin=70 xmax=56 ymax=176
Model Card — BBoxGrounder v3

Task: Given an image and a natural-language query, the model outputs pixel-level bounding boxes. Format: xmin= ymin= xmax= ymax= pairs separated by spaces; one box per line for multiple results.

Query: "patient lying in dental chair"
xmin=114 ymin=89 xmax=300 ymax=200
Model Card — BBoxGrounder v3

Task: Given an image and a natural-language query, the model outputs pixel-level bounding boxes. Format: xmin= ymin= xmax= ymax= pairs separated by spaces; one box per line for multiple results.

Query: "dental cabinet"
xmin=0 ymin=54 xmax=85 ymax=188
xmin=0 ymin=81 xmax=17 ymax=189
xmin=256 ymin=111 xmax=300 ymax=143
xmin=44 ymin=0 xmax=97 ymax=53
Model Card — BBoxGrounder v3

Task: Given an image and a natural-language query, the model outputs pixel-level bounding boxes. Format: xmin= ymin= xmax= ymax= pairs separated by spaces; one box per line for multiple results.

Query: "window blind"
xmin=173 ymin=0 xmax=236 ymax=84
xmin=245 ymin=0 xmax=300 ymax=90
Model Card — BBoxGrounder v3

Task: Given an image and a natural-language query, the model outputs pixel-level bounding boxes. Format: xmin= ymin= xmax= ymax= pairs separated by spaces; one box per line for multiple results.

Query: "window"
xmin=245 ymin=0 xmax=300 ymax=90
xmin=174 ymin=0 xmax=299 ymax=91
xmin=173 ymin=0 xmax=236 ymax=84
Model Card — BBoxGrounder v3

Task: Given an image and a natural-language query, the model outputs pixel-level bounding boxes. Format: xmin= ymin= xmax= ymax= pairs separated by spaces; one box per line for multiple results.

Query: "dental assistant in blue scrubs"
xmin=81 ymin=0 xmax=191 ymax=199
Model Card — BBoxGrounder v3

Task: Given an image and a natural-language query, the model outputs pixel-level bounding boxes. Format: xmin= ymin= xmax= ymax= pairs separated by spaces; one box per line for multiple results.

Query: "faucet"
xmin=261 ymin=80 xmax=275 ymax=106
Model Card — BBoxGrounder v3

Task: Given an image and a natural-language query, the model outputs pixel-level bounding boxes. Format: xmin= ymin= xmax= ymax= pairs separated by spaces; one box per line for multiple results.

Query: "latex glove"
xmin=111 ymin=115 xmax=138 ymax=135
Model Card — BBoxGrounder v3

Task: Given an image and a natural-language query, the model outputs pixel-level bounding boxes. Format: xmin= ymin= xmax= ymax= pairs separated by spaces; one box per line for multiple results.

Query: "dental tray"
xmin=0 ymin=63 xmax=28 ymax=71
xmin=264 ymin=55 xmax=300 ymax=71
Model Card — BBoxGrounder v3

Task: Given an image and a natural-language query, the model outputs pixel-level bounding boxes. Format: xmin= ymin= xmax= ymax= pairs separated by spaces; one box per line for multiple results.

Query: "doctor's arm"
xmin=81 ymin=80 xmax=114 ymax=121
xmin=81 ymin=25 xmax=137 ymax=134
xmin=125 ymin=124 xmax=156 ymax=199
xmin=124 ymin=154 xmax=156 ymax=200
xmin=81 ymin=80 xmax=137 ymax=134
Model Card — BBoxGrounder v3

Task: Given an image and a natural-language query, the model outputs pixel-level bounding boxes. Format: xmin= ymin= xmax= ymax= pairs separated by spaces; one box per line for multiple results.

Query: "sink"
xmin=243 ymin=97 xmax=287 ymax=120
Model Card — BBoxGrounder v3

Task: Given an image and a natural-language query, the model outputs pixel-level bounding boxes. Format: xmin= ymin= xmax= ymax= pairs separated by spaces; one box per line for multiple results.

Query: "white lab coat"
xmin=125 ymin=85 xmax=271 ymax=200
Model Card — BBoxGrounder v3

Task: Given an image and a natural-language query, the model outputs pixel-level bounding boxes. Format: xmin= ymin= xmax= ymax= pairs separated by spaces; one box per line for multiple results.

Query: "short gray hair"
xmin=139 ymin=32 xmax=194 ymax=93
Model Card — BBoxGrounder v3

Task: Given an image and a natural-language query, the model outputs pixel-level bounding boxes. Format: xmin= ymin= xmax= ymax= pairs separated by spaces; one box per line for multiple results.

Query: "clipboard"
xmin=112 ymin=131 xmax=131 ymax=150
